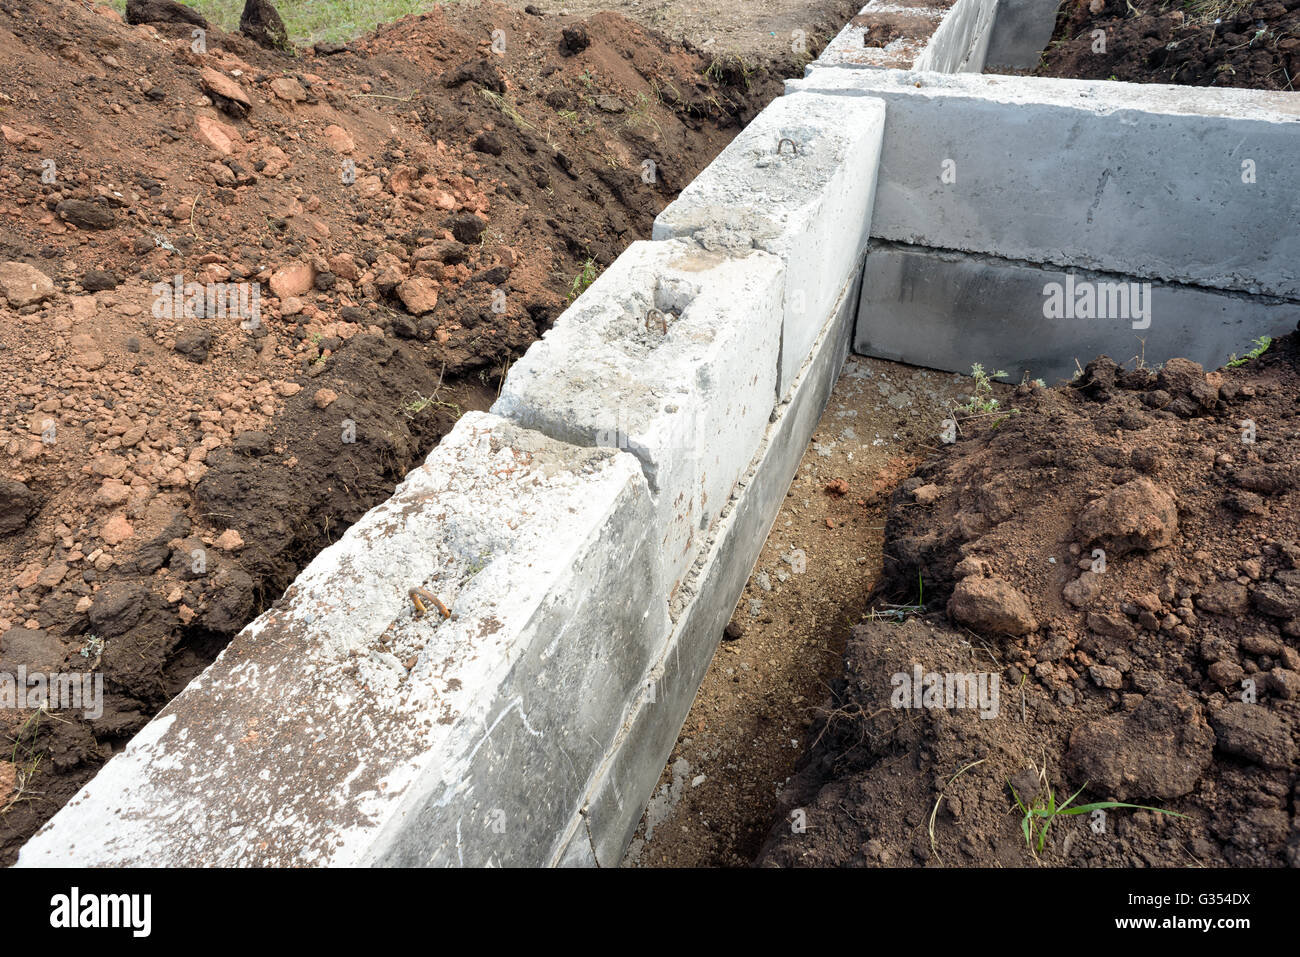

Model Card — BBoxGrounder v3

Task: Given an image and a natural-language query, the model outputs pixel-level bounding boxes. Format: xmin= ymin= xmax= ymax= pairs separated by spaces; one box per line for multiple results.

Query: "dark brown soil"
xmin=0 ymin=0 xmax=796 ymax=863
xmin=1034 ymin=0 xmax=1300 ymax=89
xmin=759 ymin=326 xmax=1300 ymax=867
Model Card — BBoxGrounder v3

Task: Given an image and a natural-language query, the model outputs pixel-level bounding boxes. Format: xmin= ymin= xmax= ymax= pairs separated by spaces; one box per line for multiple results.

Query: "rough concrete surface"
xmin=494 ymin=239 xmax=784 ymax=599
xmin=19 ymin=413 xmax=668 ymax=867
xmin=654 ymin=91 xmax=886 ymax=396
xmin=568 ymin=261 xmax=861 ymax=866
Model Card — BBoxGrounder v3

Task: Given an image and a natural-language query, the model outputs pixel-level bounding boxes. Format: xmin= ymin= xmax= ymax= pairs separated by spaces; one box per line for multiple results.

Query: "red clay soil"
xmin=1036 ymin=0 xmax=1300 ymax=89
xmin=0 ymin=0 xmax=796 ymax=863
xmin=760 ymin=327 xmax=1300 ymax=867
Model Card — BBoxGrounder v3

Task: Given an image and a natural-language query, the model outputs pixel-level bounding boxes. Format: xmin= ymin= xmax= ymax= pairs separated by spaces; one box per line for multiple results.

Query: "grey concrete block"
xmin=492 ymin=240 xmax=784 ymax=599
xmin=653 ymin=92 xmax=886 ymax=398
xmin=18 ymin=413 xmax=669 ymax=867
xmin=984 ymin=0 xmax=1060 ymax=69
xmin=789 ymin=68 xmax=1300 ymax=297
xmin=562 ymin=262 xmax=861 ymax=866
xmin=855 ymin=242 xmax=1298 ymax=382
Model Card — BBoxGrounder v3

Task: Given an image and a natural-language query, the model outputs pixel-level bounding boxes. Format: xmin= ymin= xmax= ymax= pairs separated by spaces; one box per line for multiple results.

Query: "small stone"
xmin=947 ymin=577 xmax=1038 ymax=636
xmin=100 ymin=511 xmax=134 ymax=546
xmin=913 ymin=483 xmax=941 ymax=505
xmin=194 ymin=114 xmax=243 ymax=156
xmin=199 ymin=67 xmax=251 ymax=111
xmin=1063 ymin=571 xmax=1103 ymax=608
xmin=313 ymin=388 xmax=337 ymax=409
xmin=1089 ymin=664 xmax=1123 ymax=689
xmin=397 ymin=277 xmax=440 ymax=315
xmin=270 ymin=262 xmax=315 ymax=299
xmin=56 ymin=199 xmax=115 ymax=230
xmin=270 ymin=77 xmax=308 ymax=103
xmin=321 ymin=124 xmax=355 ymax=153
xmin=0 ymin=261 xmax=56 ymax=307
xmin=1207 ymin=659 xmax=1245 ymax=689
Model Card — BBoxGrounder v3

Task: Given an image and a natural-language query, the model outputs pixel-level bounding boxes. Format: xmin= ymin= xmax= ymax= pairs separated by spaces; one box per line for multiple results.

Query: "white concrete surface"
xmin=653 ymin=91 xmax=886 ymax=397
xmin=493 ymin=240 xmax=784 ymax=599
xmin=913 ymin=0 xmax=999 ymax=72
xmin=18 ymin=414 xmax=670 ymax=867
xmin=556 ymin=261 xmax=862 ymax=866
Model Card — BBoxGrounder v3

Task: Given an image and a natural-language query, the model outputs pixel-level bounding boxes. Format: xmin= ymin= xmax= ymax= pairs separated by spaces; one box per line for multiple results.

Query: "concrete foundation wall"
xmin=789 ymin=68 xmax=1300 ymax=299
xmin=494 ymin=240 xmax=786 ymax=599
xmin=857 ymin=242 xmax=1298 ymax=383
xmin=653 ymin=91 xmax=885 ymax=397
xmin=913 ymin=0 xmax=999 ymax=73
xmin=984 ymin=0 xmax=1060 ymax=69
xmin=19 ymin=414 xmax=670 ymax=866
xmin=559 ymin=265 xmax=861 ymax=865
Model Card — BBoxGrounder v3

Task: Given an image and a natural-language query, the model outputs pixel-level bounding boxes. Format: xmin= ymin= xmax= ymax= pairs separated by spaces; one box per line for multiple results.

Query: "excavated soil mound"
xmin=1035 ymin=0 xmax=1300 ymax=88
xmin=760 ymin=326 xmax=1300 ymax=867
xmin=0 ymin=0 xmax=786 ymax=863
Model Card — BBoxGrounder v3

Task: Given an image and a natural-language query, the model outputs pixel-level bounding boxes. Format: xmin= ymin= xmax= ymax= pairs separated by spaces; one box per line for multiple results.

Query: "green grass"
xmin=1226 ymin=335 xmax=1272 ymax=368
xmin=108 ymin=0 xmax=452 ymax=44
xmin=566 ymin=258 xmax=598 ymax=304
xmin=1010 ymin=778 xmax=1185 ymax=856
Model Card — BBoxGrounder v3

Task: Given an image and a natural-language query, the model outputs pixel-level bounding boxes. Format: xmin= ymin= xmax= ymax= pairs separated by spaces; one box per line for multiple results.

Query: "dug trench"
xmin=0 ymin=0 xmax=838 ymax=862
xmin=752 ymin=329 xmax=1300 ymax=867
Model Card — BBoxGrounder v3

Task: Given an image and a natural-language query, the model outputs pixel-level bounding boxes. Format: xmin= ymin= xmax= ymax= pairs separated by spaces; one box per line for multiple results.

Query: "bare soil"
xmin=0 ymin=0 xmax=809 ymax=863
xmin=1030 ymin=0 xmax=1300 ymax=89
xmin=759 ymin=329 xmax=1300 ymax=867
xmin=502 ymin=0 xmax=863 ymax=62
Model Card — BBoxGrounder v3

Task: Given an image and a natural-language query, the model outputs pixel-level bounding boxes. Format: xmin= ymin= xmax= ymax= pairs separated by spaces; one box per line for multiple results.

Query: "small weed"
xmin=1227 ymin=335 xmax=1272 ymax=367
xmin=479 ymin=88 xmax=535 ymax=132
xmin=624 ymin=92 xmax=662 ymax=134
xmin=400 ymin=364 xmax=457 ymax=419
xmin=567 ymin=258 xmax=598 ymax=303
xmin=402 ymin=393 xmax=458 ymax=418
xmin=960 ymin=363 xmax=1008 ymax=414
xmin=78 ymin=634 xmax=104 ymax=666
xmin=1010 ymin=777 xmax=1185 ymax=856
xmin=2 ymin=709 xmax=48 ymax=817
